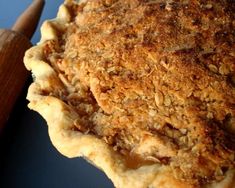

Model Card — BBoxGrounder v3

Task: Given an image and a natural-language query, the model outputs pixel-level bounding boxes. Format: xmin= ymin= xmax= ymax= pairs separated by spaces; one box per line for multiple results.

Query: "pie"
xmin=24 ymin=0 xmax=235 ymax=187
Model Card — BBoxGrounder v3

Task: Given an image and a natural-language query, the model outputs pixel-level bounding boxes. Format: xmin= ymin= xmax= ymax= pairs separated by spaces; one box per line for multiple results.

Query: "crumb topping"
xmin=42 ymin=0 xmax=235 ymax=185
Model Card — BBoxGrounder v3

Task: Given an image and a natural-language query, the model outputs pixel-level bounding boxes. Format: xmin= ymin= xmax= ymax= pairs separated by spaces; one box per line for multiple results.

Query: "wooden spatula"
xmin=0 ymin=0 xmax=45 ymax=133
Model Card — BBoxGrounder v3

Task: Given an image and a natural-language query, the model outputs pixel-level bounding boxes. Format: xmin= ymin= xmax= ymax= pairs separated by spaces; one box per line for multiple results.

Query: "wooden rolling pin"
xmin=0 ymin=0 xmax=45 ymax=133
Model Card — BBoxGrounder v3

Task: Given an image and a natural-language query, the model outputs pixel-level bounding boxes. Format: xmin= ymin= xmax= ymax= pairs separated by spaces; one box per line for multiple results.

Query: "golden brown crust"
xmin=24 ymin=0 xmax=235 ymax=187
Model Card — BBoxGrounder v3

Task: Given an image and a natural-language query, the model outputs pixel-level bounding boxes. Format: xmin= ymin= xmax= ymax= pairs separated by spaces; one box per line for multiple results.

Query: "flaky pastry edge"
xmin=23 ymin=2 xmax=235 ymax=188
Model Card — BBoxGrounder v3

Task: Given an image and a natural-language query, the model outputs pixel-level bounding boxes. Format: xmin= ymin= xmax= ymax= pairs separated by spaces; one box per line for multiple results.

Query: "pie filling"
xmin=41 ymin=0 xmax=235 ymax=185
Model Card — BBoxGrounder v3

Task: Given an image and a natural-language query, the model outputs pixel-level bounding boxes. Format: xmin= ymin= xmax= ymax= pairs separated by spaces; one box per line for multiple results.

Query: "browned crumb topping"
xmin=43 ymin=0 xmax=235 ymax=186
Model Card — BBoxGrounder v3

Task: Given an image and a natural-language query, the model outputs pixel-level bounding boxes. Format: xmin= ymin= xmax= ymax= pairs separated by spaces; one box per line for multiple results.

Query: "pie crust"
xmin=24 ymin=0 xmax=235 ymax=187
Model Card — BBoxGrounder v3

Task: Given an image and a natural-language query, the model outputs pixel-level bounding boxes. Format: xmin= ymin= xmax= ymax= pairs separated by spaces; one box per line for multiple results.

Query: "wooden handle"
xmin=0 ymin=30 xmax=31 ymax=132
xmin=0 ymin=1 xmax=45 ymax=133
xmin=12 ymin=0 xmax=45 ymax=39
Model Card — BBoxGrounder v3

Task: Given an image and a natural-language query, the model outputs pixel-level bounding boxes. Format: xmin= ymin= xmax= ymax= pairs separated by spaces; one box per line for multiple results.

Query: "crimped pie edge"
xmin=23 ymin=1 xmax=235 ymax=188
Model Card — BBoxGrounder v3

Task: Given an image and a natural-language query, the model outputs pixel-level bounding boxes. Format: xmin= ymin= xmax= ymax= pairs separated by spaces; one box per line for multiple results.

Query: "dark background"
xmin=0 ymin=1 xmax=113 ymax=187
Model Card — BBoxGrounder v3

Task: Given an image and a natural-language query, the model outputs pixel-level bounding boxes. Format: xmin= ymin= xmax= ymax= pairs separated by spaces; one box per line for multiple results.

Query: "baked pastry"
xmin=24 ymin=0 xmax=235 ymax=187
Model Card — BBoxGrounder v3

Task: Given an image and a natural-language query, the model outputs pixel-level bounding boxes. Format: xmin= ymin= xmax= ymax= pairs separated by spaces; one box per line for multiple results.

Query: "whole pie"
xmin=24 ymin=0 xmax=235 ymax=187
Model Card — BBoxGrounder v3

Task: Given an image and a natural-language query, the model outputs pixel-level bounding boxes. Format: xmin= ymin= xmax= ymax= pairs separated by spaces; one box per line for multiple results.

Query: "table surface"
xmin=0 ymin=1 xmax=113 ymax=187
